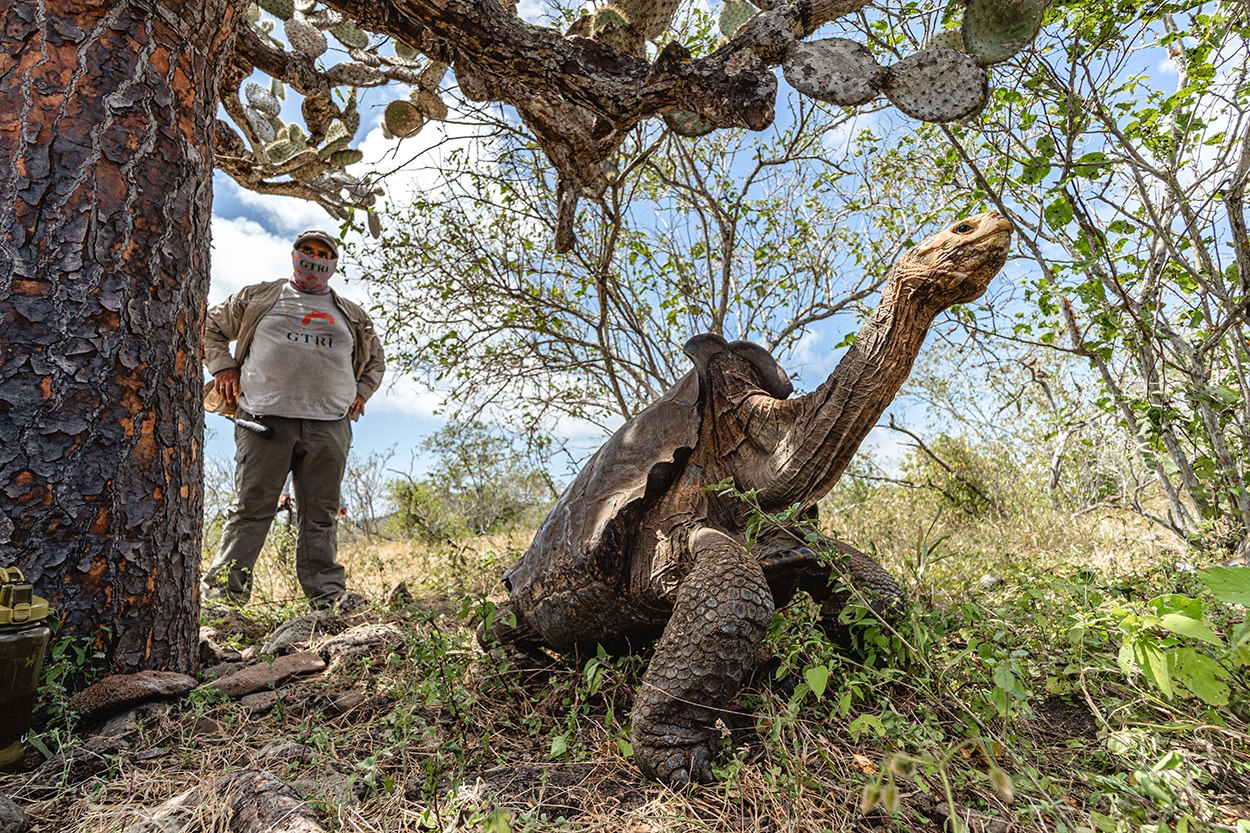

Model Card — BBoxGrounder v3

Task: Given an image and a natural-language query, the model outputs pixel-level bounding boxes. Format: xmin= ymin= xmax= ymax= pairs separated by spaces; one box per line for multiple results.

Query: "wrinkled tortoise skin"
xmin=485 ymin=214 xmax=1014 ymax=786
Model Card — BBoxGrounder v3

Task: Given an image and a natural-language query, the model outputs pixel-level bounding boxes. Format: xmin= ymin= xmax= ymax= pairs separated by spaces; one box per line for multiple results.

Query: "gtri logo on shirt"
xmin=302 ymin=310 xmax=336 ymax=326
xmin=287 ymin=331 xmax=335 ymax=347
xmin=281 ymin=308 xmax=338 ymax=347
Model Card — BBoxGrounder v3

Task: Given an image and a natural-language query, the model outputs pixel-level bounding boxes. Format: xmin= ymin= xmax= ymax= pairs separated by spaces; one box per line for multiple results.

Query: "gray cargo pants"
xmin=205 ymin=410 xmax=352 ymax=603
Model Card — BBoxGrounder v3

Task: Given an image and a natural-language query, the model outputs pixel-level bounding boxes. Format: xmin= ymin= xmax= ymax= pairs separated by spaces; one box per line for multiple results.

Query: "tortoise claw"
xmin=634 ymin=732 xmax=713 ymax=786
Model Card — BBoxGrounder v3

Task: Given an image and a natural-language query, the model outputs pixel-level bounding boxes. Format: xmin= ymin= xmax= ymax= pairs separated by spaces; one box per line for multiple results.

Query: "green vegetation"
xmin=9 ymin=4 xmax=1249 ymax=831
xmin=388 ymin=421 xmax=555 ymax=544
xmin=12 ymin=432 xmax=1245 ymax=832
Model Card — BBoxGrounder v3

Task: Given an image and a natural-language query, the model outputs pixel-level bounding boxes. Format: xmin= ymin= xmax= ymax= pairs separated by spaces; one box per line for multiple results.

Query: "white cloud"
xmin=516 ymin=0 xmax=552 ymax=25
xmin=225 ymin=178 xmax=333 ymax=238
xmin=785 ymin=328 xmax=845 ymax=391
xmin=372 ymin=373 xmax=447 ymax=418
xmin=208 ymin=216 xmax=291 ymax=304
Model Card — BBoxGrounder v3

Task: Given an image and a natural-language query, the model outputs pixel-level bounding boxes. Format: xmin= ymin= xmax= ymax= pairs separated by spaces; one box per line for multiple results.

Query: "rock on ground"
xmin=199 ymin=626 xmax=243 ymax=666
xmin=261 ymin=611 xmax=344 ymax=656
xmin=67 ymin=671 xmax=197 ymax=725
xmin=0 ymin=793 xmax=28 ymax=833
xmin=316 ymin=623 xmax=404 ymax=666
xmin=202 ymin=652 xmax=326 ymax=699
xmin=124 ymin=768 xmax=326 ymax=833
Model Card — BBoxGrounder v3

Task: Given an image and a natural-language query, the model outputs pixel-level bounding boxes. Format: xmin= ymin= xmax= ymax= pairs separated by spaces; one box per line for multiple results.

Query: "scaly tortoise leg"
xmin=806 ymin=539 xmax=905 ymax=627
xmin=631 ymin=527 xmax=774 ymax=786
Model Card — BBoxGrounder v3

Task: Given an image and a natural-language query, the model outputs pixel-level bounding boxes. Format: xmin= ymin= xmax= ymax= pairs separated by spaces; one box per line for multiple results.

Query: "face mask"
xmin=290 ymin=250 xmax=338 ymax=294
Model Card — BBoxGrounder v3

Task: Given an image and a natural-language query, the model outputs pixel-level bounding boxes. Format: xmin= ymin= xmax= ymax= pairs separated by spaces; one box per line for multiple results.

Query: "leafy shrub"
xmin=387 ymin=420 xmax=555 ymax=542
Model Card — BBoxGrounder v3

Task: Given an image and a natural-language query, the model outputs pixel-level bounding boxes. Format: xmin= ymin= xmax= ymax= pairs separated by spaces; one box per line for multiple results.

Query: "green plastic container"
xmin=0 ymin=568 xmax=51 ymax=771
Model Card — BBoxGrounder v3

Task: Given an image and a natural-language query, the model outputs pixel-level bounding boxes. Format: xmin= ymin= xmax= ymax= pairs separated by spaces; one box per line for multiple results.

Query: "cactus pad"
xmin=923 ymin=29 xmax=966 ymax=52
xmin=257 ymin=0 xmax=295 ymax=19
xmin=329 ymin=149 xmax=365 ymax=167
xmin=411 ymin=88 xmax=449 ymax=121
xmin=594 ymin=5 xmax=632 ymax=29
xmin=384 ymin=100 xmax=425 ymax=138
xmin=322 ymin=120 xmax=351 ymax=150
xmin=961 ymin=0 xmax=1046 ymax=65
xmin=782 ymin=38 xmax=883 ymax=107
xmin=306 ymin=8 xmax=345 ymax=28
xmin=326 ymin=62 xmax=387 ymax=87
xmin=285 ymin=16 xmax=328 ymax=58
xmin=265 ymin=139 xmax=304 ymax=165
xmin=244 ymin=107 xmax=277 ymax=144
xmin=278 ymin=122 xmax=307 ymax=145
xmin=245 ymin=83 xmax=281 ymax=117
xmin=664 ymin=110 xmax=717 ymax=137
xmin=331 ymin=22 xmax=370 ymax=50
xmin=719 ymin=0 xmax=756 ymax=37
xmin=882 ymin=48 xmax=987 ymax=122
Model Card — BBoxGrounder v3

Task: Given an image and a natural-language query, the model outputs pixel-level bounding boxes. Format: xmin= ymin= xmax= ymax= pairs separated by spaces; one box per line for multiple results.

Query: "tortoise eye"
xmin=954 ymin=222 xmax=974 ymax=233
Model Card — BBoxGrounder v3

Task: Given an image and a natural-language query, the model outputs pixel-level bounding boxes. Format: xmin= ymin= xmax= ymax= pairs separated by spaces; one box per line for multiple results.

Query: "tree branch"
xmin=885 ymin=416 xmax=1008 ymax=519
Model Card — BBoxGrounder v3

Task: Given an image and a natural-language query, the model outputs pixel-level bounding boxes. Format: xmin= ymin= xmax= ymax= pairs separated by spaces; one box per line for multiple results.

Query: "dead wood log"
xmin=127 ymin=768 xmax=326 ymax=833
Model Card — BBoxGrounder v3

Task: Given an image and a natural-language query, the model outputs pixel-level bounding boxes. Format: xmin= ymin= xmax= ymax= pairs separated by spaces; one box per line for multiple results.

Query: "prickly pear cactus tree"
xmin=221 ymin=0 xmax=1045 ymax=245
xmin=217 ymin=0 xmax=458 ymax=227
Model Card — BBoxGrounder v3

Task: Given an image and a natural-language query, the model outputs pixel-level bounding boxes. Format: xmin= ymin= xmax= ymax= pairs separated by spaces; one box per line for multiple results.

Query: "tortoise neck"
xmin=747 ymin=281 xmax=941 ymax=509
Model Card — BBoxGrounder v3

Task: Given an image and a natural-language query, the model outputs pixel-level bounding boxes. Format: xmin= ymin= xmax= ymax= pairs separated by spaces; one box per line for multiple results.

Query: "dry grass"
xmin=5 ymin=489 xmax=1248 ymax=833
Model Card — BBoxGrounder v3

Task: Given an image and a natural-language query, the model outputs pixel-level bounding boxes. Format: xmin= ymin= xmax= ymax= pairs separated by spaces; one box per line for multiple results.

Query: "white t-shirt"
xmin=238 ymin=285 xmax=357 ymax=419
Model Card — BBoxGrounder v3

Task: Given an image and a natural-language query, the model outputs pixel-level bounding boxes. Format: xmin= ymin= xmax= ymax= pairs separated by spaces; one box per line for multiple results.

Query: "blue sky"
xmin=205 ymin=65 xmax=913 ymax=484
xmin=209 ymin=0 xmax=1147 ymax=483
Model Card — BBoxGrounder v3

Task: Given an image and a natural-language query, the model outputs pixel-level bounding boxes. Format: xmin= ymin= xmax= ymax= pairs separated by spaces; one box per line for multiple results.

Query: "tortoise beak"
xmin=986 ymin=211 xmax=1013 ymax=235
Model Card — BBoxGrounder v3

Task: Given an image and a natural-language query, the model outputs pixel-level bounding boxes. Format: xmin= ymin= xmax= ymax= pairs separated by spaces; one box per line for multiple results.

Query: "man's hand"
xmin=213 ymin=368 xmax=241 ymax=403
xmin=349 ymin=394 xmax=366 ymax=420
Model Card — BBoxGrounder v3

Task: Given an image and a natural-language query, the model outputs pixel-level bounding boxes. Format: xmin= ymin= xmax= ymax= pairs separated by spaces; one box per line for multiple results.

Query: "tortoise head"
xmin=890 ymin=212 xmax=1013 ymax=309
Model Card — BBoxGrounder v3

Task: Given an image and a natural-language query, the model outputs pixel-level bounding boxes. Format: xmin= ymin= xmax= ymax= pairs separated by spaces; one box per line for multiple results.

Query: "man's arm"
xmin=354 ymin=324 xmax=386 ymax=402
xmin=203 ymin=289 xmax=251 ymax=375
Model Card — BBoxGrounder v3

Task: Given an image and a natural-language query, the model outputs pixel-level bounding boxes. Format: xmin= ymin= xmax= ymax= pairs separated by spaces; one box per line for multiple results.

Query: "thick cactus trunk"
xmin=0 ymin=1 xmax=245 ymax=674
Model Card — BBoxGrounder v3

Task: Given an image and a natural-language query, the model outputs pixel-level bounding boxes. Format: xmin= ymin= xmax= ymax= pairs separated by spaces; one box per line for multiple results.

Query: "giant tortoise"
xmin=486 ymin=212 xmax=1013 ymax=785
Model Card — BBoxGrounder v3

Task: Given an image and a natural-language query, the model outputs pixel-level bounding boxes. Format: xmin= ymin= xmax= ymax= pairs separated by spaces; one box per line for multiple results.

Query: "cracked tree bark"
xmin=0 ymin=1 xmax=246 ymax=674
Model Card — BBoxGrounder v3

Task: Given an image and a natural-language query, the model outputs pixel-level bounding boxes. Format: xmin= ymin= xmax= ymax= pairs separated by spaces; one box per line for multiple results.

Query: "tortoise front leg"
xmin=758 ymin=536 xmax=904 ymax=635
xmin=631 ymin=528 xmax=774 ymax=785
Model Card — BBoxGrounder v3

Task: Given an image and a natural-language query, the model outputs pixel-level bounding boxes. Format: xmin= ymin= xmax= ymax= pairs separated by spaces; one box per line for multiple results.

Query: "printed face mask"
xmin=290 ymin=250 xmax=338 ymax=294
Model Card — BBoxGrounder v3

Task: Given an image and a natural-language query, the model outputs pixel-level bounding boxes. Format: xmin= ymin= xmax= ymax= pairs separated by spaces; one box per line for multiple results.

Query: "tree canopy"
xmin=217 ymin=0 xmax=1043 ymax=250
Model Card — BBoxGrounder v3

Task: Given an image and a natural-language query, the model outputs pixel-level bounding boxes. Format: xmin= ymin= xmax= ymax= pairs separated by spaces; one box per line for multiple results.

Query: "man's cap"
xmin=293 ymin=229 xmax=339 ymax=258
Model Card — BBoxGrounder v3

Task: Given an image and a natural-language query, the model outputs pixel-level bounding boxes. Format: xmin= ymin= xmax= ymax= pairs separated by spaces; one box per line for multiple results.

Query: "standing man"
xmin=203 ymin=229 xmax=386 ymax=606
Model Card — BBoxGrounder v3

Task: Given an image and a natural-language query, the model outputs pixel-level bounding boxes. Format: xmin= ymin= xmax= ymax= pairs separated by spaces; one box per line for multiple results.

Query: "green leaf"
xmin=961 ymin=0 xmax=1046 ymax=65
xmin=992 ymin=662 xmax=1018 ymax=693
xmin=1209 ymin=386 xmax=1241 ymax=406
xmin=1149 ymin=594 xmax=1203 ymax=619
xmin=1174 ymin=650 xmax=1230 ymax=706
xmin=1021 ymin=160 xmax=1051 ymax=184
xmin=804 ymin=665 xmax=830 ymax=700
xmin=719 ymin=0 xmax=756 ymax=37
xmin=1159 ymin=613 xmax=1223 ymax=646
xmin=1074 ymin=151 xmax=1110 ymax=178
xmin=1136 ymin=640 xmax=1173 ymax=698
xmin=549 ymin=733 xmax=568 ymax=759
xmin=1044 ymin=195 xmax=1074 ymax=230
xmin=848 ymin=713 xmax=886 ymax=741
xmin=1199 ymin=566 xmax=1250 ymax=606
